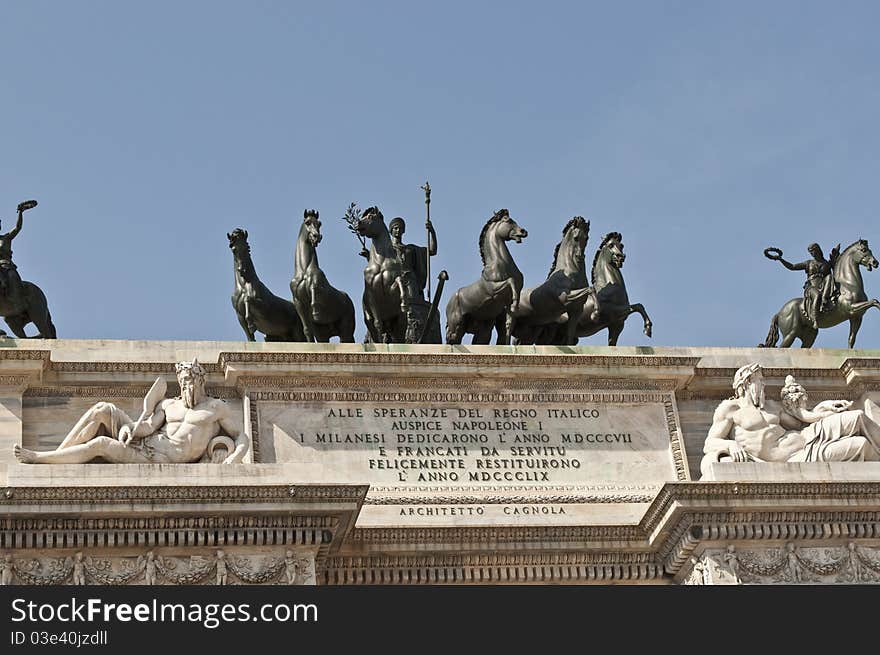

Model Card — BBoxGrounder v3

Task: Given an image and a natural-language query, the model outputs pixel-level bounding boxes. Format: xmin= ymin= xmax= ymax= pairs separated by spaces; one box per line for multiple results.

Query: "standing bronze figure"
xmin=761 ymin=240 xmax=880 ymax=348
xmin=228 ymin=228 xmax=305 ymax=342
xmin=0 ymin=200 xmax=56 ymax=339
xmin=445 ymin=209 xmax=528 ymax=345
xmin=512 ymin=216 xmax=595 ymax=345
xmin=290 ymin=210 xmax=356 ymax=342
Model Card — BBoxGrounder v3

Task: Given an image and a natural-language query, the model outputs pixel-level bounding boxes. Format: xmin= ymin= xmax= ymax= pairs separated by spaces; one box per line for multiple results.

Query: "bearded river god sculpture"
xmin=700 ymin=363 xmax=880 ymax=477
xmin=13 ymin=360 xmax=248 ymax=464
xmin=761 ymin=239 xmax=880 ymax=348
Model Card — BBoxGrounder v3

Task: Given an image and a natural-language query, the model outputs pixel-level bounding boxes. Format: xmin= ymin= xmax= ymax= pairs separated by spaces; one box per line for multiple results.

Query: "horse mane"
xmin=228 ymin=228 xmax=251 ymax=255
xmin=843 ymin=238 xmax=868 ymax=254
xmin=591 ymin=231 xmax=622 ymax=285
xmin=362 ymin=206 xmax=383 ymax=222
xmin=547 ymin=216 xmax=589 ymax=278
xmin=479 ymin=209 xmax=509 ymax=265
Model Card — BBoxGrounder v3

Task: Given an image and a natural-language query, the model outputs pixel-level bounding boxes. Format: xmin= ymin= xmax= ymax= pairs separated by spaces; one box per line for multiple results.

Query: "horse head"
xmin=479 ymin=209 xmax=528 ymax=264
xmin=356 ymin=206 xmax=386 ymax=240
xmin=591 ymin=232 xmax=625 ymax=285
xmin=549 ymin=216 xmax=590 ymax=277
xmin=227 ymin=228 xmax=251 ymax=258
xmin=853 ymin=239 xmax=878 ymax=272
xmin=302 ymin=209 xmax=322 ymax=247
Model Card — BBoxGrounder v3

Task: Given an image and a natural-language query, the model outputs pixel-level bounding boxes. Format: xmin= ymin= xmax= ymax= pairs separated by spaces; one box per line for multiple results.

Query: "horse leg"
xmin=778 ymin=330 xmax=798 ymax=348
xmin=5 ymin=315 xmax=30 ymax=339
xmin=848 ymin=315 xmax=863 ymax=349
xmin=606 ymin=322 xmax=624 ymax=346
xmin=292 ymin=295 xmax=314 ymax=343
xmin=498 ymin=310 xmax=517 ymax=346
xmin=338 ymin=297 xmax=356 ymax=343
xmin=472 ymin=321 xmax=493 ymax=345
xmin=445 ymin=293 xmax=466 ymax=345
xmin=628 ymin=303 xmax=652 ymax=338
xmin=800 ymin=328 xmax=818 ymax=348
xmin=236 ymin=309 xmax=255 ymax=341
xmin=848 ymin=299 xmax=880 ymax=316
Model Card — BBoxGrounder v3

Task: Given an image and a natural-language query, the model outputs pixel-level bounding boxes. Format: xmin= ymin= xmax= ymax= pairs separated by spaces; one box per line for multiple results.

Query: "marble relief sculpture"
xmin=700 ymin=363 xmax=880 ymax=476
xmin=13 ymin=359 xmax=247 ymax=464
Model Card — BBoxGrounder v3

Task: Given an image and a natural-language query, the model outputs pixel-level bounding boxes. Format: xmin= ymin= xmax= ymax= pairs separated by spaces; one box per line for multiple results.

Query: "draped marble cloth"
xmin=57 ymin=402 xmax=159 ymax=461
xmin=789 ymin=409 xmax=880 ymax=462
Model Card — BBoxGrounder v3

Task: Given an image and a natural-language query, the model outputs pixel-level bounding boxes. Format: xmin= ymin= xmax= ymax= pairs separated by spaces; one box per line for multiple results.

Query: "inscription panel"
xmin=258 ymin=395 xmax=680 ymax=525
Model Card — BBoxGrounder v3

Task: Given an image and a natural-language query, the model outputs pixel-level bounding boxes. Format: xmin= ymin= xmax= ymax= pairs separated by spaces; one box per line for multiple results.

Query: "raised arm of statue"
xmin=2 ymin=208 xmax=24 ymax=240
xmin=779 ymin=257 xmax=806 ymax=272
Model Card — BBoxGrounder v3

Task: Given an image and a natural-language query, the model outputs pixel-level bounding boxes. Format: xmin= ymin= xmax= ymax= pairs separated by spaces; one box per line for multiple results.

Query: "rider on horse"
xmin=770 ymin=243 xmax=838 ymax=329
xmin=0 ymin=203 xmax=27 ymax=309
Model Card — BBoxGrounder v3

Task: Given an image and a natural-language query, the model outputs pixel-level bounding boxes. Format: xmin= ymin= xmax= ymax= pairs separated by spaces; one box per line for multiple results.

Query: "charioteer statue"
xmin=387 ymin=215 xmax=437 ymax=302
xmin=344 ymin=182 xmax=447 ymax=344
xmin=761 ymin=239 xmax=880 ymax=348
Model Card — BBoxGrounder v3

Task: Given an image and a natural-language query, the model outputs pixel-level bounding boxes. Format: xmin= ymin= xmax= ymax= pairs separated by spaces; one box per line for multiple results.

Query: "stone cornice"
xmin=1 ymin=483 xmax=368 ymax=505
xmin=219 ymin=351 xmax=701 ymax=369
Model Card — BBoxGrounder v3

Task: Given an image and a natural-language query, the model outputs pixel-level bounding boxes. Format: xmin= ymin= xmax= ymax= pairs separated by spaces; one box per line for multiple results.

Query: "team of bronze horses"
xmin=226 ymin=204 xmax=653 ymax=346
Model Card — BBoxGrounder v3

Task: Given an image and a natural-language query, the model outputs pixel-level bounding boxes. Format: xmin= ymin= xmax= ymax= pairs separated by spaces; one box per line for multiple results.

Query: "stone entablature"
xmin=1 ymin=340 xmax=880 ymax=584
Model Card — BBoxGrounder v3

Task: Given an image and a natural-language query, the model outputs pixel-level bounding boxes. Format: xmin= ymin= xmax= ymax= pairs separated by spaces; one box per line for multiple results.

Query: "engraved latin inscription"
xmin=262 ymin=399 xmax=677 ymax=488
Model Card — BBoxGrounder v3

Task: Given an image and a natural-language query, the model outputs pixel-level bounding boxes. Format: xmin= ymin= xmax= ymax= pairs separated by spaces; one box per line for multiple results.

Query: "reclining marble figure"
xmin=13 ymin=359 xmax=247 ymax=464
xmin=701 ymin=363 xmax=880 ymax=477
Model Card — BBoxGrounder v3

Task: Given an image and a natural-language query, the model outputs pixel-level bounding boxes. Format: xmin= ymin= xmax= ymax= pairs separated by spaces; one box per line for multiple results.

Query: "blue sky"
xmin=2 ymin=1 xmax=880 ymax=348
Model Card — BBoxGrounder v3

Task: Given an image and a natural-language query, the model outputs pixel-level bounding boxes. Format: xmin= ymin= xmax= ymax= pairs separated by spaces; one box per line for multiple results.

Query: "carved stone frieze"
xmin=684 ymin=542 xmax=880 ymax=585
xmin=0 ymin=549 xmax=317 ymax=585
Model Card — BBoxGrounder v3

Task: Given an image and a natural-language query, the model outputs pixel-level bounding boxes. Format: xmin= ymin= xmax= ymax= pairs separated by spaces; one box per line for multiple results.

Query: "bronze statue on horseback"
xmin=0 ymin=200 xmax=56 ymax=339
xmin=762 ymin=239 xmax=880 ymax=348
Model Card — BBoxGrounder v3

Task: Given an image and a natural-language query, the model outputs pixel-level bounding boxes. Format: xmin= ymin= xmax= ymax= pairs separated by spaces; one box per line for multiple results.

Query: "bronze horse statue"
xmin=0 ymin=200 xmax=55 ymax=339
xmin=559 ymin=231 xmax=652 ymax=346
xmin=228 ymin=228 xmax=305 ymax=342
xmin=290 ymin=210 xmax=355 ymax=342
xmin=0 ymin=281 xmax=56 ymax=339
xmin=512 ymin=216 xmax=596 ymax=345
xmin=445 ymin=209 xmax=528 ymax=345
xmin=762 ymin=238 xmax=880 ymax=348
